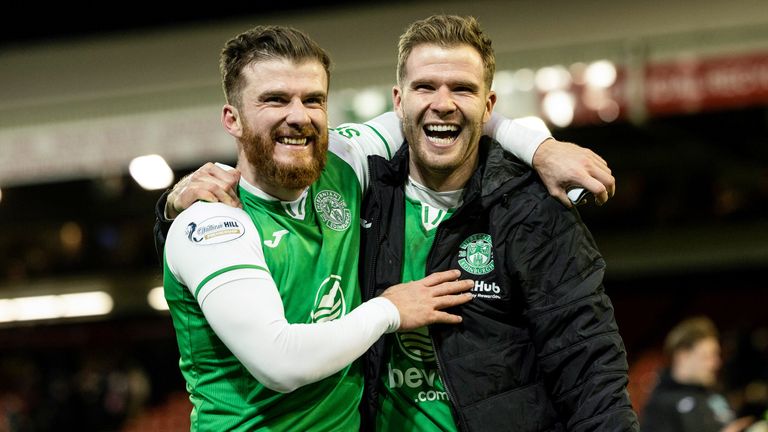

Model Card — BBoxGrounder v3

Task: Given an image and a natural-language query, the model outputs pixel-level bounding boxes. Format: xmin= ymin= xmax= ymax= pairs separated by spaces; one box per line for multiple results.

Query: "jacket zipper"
xmin=363 ymin=160 xmax=386 ymax=432
xmin=364 ymin=160 xmax=382 ymax=301
xmin=428 ymin=221 xmax=469 ymax=432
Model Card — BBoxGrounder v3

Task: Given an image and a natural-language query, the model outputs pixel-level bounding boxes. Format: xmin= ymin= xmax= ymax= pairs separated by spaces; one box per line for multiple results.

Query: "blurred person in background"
xmin=642 ymin=317 xmax=755 ymax=432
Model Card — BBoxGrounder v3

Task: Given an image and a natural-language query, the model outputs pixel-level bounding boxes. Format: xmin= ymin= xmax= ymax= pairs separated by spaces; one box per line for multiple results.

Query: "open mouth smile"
xmin=276 ymin=136 xmax=312 ymax=146
xmin=424 ymin=123 xmax=461 ymax=145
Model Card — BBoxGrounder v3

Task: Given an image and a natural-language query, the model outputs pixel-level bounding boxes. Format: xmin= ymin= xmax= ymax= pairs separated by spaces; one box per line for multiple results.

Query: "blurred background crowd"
xmin=1 ymin=0 xmax=766 ymax=430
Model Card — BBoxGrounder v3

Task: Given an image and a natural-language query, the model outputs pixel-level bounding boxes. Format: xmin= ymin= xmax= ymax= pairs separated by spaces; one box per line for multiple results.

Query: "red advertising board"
xmin=645 ymin=52 xmax=768 ymax=115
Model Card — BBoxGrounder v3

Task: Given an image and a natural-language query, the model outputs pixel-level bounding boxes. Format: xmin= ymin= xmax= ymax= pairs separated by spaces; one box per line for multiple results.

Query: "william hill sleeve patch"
xmin=185 ymin=216 xmax=245 ymax=245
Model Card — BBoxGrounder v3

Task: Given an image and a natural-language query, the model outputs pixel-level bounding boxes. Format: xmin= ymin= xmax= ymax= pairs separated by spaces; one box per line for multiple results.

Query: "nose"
xmin=430 ymin=86 xmax=457 ymax=115
xmin=285 ymin=98 xmax=311 ymax=127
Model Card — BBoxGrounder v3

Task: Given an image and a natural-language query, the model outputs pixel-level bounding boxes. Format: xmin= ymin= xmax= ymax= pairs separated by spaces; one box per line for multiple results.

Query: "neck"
xmin=408 ymin=152 xmax=478 ymax=192
xmin=670 ymin=366 xmax=689 ymax=384
xmin=236 ymin=159 xmax=305 ymax=202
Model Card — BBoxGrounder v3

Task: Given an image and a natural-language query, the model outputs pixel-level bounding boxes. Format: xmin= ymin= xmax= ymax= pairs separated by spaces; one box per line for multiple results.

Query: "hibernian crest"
xmin=314 ymin=190 xmax=351 ymax=231
xmin=458 ymin=233 xmax=494 ymax=275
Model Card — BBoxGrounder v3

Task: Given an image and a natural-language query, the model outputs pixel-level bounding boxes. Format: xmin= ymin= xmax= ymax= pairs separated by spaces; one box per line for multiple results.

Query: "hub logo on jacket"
xmin=458 ymin=233 xmax=494 ymax=275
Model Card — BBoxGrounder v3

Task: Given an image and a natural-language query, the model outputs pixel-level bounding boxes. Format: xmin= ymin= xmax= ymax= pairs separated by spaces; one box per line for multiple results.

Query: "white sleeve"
xmin=165 ymin=202 xmax=400 ymax=393
xmin=329 ymin=111 xmax=403 ymax=194
xmin=330 ymin=111 xmax=551 ymax=188
xmin=202 ymin=278 xmax=399 ymax=393
xmin=166 ymin=201 xmax=268 ymax=300
xmin=484 ymin=111 xmax=553 ymax=166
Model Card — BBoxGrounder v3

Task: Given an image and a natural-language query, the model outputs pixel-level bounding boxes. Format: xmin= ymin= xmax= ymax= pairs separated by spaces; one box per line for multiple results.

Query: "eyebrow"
xmin=304 ymin=91 xmax=327 ymax=101
xmin=258 ymin=91 xmax=289 ymax=101
xmin=450 ymin=80 xmax=480 ymax=91
xmin=257 ymin=91 xmax=327 ymax=101
xmin=410 ymin=78 xmax=480 ymax=91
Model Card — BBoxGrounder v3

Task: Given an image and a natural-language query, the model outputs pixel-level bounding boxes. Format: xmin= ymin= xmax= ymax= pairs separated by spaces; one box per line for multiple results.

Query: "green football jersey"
xmin=164 ymin=152 xmax=363 ymax=431
xmin=376 ymin=195 xmax=458 ymax=432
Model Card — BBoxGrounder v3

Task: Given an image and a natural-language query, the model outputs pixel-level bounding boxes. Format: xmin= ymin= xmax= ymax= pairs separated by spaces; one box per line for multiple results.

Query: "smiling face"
xmin=394 ymin=43 xmax=496 ymax=191
xmin=223 ymin=58 xmax=329 ymax=199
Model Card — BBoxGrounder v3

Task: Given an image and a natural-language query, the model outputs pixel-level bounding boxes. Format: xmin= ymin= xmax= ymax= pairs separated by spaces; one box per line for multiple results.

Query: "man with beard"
xmin=162 ymin=26 xmax=476 ymax=431
xmin=358 ymin=15 xmax=638 ymax=430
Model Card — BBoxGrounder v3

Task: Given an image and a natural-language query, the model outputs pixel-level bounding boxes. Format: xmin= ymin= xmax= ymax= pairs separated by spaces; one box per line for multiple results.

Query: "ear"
xmin=221 ymin=104 xmax=243 ymax=138
xmin=392 ymin=85 xmax=404 ymax=120
xmin=483 ymin=90 xmax=497 ymax=123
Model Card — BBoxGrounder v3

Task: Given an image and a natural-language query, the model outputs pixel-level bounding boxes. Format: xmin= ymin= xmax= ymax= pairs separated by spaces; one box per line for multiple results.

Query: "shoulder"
xmin=164 ymin=202 xmax=270 ymax=293
xmin=496 ymin=178 xmax=598 ymax=259
xmin=505 ymin=177 xmax=579 ymax=229
xmin=168 ymin=202 xmax=257 ymax=248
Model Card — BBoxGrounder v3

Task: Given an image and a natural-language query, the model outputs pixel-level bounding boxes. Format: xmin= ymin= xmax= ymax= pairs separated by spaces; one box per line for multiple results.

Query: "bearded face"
xmin=241 ymin=120 xmax=328 ymax=190
xmin=231 ymin=59 xmax=330 ymax=193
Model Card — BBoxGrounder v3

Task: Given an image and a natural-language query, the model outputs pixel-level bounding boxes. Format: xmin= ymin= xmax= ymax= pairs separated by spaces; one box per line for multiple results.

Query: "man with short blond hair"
xmin=360 ymin=15 xmax=638 ymax=431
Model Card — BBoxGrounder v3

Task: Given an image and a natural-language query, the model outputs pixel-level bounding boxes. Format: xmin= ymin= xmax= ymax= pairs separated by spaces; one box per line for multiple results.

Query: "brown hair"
xmin=664 ymin=316 xmax=719 ymax=356
xmin=220 ymin=25 xmax=332 ymax=108
xmin=397 ymin=15 xmax=495 ymax=90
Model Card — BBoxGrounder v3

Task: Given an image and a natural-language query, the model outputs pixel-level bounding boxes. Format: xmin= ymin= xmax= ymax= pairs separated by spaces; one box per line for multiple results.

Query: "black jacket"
xmin=360 ymin=138 xmax=639 ymax=431
xmin=153 ymin=190 xmax=171 ymax=261
xmin=642 ymin=369 xmax=734 ymax=432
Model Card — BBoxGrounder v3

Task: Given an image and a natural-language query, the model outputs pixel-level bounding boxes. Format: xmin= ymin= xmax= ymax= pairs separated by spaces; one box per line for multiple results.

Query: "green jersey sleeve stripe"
xmin=363 ymin=123 xmax=392 ymax=159
xmin=194 ymin=264 xmax=268 ymax=299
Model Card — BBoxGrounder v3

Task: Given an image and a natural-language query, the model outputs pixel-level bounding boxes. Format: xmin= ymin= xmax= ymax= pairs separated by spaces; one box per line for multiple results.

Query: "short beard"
xmin=241 ymin=123 xmax=328 ymax=191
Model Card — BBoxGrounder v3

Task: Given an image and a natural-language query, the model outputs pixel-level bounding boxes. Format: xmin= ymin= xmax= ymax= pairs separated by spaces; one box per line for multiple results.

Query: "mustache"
xmin=272 ymin=124 xmax=322 ymax=140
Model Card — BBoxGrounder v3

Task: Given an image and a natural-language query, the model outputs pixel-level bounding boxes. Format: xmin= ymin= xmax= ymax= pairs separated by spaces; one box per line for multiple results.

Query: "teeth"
xmin=278 ymin=137 xmax=308 ymax=145
xmin=427 ymin=136 xmax=455 ymax=145
xmin=425 ymin=124 xmax=459 ymax=132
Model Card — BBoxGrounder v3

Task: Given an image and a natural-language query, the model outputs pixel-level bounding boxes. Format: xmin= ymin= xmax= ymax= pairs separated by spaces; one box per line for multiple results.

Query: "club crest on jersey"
xmin=396 ymin=327 xmax=435 ymax=363
xmin=310 ymin=275 xmax=347 ymax=323
xmin=185 ymin=216 xmax=244 ymax=245
xmin=458 ymin=233 xmax=494 ymax=275
xmin=314 ymin=190 xmax=351 ymax=231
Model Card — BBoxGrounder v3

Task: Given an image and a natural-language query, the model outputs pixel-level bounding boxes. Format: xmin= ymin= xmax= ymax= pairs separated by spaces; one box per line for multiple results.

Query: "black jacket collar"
xmin=373 ymin=136 xmax=533 ymax=209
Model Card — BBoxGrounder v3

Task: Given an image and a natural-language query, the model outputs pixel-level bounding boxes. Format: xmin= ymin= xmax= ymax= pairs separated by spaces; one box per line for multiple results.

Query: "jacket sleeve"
xmin=509 ymin=196 xmax=639 ymax=431
xmin=153 ymin=189 xmax=172 ymax=263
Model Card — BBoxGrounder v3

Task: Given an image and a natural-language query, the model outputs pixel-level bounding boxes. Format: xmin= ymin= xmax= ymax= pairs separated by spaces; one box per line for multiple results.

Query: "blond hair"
xmin=397 ymin=15 xmax=495 ymax=90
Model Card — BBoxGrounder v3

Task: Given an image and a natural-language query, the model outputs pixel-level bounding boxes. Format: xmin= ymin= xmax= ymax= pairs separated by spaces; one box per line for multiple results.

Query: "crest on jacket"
xmin=458 ymin=233 xmax=495 ymax=275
